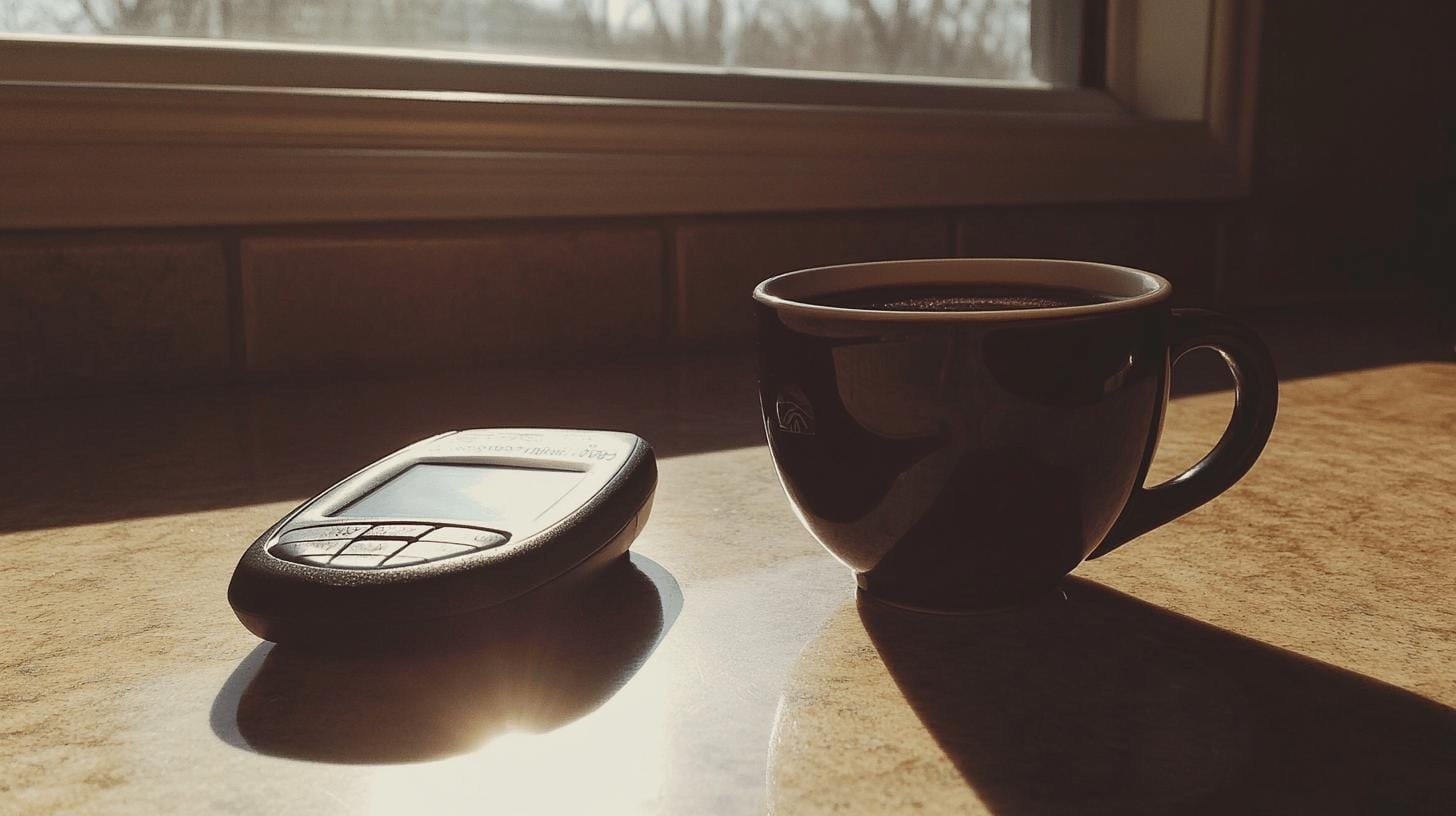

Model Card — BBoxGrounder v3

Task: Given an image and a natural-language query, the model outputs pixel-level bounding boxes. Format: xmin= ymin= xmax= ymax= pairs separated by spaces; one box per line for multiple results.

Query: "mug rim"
xmin=752 ymin=258 xmax=1172 ymax=322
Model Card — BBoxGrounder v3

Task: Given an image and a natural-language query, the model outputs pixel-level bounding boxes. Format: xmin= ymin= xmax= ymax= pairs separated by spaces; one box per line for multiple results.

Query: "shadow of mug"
xmin=211 ymin=554 xmax=680 ymax=764
xmin=855 ymin=578 xmax=1456 ymax=815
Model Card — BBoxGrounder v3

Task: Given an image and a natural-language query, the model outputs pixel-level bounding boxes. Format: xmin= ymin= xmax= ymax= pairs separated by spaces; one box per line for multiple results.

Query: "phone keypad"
xmin=416 ymin=527 xmax=509 ymax=548
xmin=268 ymin=524 xmax=509 ymax=569
xmin=365 ymin=524 xmax=434 ymax=538
xmin=270 ymin=539 xmax=351 ymax=560
xmin=276 ymin=525 xmax=371 ymax=545
xmin=339 ymin=539 xmax=409 ymax=558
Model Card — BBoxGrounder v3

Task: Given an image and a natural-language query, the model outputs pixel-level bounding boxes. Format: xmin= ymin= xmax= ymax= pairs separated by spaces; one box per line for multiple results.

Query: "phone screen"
xmin=331 ymin=463 xmax=584 ymax=523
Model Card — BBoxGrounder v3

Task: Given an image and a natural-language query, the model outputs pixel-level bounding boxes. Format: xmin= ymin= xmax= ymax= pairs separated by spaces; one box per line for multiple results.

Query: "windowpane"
xmin=3 ymin=0 xmax=1083 ymax=87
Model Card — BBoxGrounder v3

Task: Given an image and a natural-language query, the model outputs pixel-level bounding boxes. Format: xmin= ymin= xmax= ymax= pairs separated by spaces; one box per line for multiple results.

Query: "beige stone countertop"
xmin=3 ymin=349 xmax=1454 ymax=815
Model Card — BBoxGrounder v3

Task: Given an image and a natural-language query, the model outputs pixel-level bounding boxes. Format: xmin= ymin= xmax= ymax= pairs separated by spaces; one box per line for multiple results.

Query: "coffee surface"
xmin=806 ymin=284 xmax=1115 ymax=312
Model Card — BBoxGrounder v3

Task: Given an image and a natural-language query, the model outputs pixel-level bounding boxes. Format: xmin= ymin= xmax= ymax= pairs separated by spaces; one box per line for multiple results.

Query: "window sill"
xmin=0 ymin=3 xmax=1260 ymax=229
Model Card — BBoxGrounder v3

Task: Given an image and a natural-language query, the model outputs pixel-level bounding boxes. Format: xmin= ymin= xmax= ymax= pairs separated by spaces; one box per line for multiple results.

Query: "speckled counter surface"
xmin=3 ymin=353 xmax=1453 ymax=815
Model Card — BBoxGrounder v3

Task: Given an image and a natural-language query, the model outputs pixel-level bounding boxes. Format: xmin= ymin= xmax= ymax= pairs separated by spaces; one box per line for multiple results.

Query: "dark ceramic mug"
xmin=753 ymin=259 xmax=1278 ymax=611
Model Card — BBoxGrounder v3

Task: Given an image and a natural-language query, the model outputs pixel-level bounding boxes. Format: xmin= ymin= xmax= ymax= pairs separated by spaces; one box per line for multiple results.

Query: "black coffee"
xmin=807 ymin=284 xmax=1115 ymax=312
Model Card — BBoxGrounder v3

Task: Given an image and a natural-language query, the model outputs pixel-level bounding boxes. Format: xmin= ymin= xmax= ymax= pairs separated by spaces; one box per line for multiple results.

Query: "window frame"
xmin=0 ymin=0 xmax=1261 ymax=229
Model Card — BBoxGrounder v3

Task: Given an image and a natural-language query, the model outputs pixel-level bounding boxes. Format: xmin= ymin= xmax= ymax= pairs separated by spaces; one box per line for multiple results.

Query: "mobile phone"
xmin=227 ymin=428 xmax=655 ymax=645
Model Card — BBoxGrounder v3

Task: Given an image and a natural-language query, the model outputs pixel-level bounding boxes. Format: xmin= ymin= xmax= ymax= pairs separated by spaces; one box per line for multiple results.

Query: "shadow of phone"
xmin=859 ymin=577 xmax=1456 ymax=815
xmin=211 ymin=553 xmax=680 ymax=764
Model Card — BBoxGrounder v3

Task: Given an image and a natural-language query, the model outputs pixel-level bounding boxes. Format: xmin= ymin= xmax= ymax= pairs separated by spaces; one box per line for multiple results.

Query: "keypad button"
xmin=270 ymin=540 xmax=350 ymax=561
xmin=330 ymin=554 xmax=389 ymax=569
xmin=394 ymin=540 xmax=476 ymax=562
xmin=297 ymin=555 xmax=334 ymax=566
xmin=380 ymin=555 xmax=428 ymax=568
xmin=277 ymin=524 xmax=371 ymax=545
xmin=366 ymin=524 xmax=434 ymax=539
xmin=420 ymin=527 xmax=509 ymax=550
xmin=339 ymin=538 xmax=408 ymax=558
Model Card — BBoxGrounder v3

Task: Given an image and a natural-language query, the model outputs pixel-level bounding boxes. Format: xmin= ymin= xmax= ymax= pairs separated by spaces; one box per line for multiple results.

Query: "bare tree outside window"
xmin=2 ymin=0 xmax=1063 ymax=86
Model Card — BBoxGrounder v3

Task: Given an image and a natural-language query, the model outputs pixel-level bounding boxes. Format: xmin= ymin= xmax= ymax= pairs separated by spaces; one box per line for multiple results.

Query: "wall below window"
xmin=1231 ymin=1 xmax=1452 ymax=307
xmin=0 ymin=186 xmax=1434 ymax=399
xmin=1 ymin=203 xmax=1240 ymax=397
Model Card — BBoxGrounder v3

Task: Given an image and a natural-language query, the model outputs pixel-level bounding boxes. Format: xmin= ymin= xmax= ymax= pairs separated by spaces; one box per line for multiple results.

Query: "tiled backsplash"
xmin=0 ymin=200 xmax=1407 ymax=398
xmin=241 ymin=226 xmax=664 ymax=377
xmin=0 ymin=237 xmax=230 ymax=394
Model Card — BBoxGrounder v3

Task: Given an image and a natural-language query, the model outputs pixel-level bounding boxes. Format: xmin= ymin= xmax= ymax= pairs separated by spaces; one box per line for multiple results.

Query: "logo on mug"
xmin=775 ymin=388 xmax=816 ymax=435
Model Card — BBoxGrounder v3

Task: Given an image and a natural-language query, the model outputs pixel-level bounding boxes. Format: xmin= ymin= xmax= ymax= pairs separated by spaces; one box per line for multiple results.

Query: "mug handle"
xmin=1088 ymin=309 xmax=1279 ymax=559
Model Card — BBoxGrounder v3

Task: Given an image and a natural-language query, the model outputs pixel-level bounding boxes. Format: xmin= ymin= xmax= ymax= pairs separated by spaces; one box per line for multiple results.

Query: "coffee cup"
xmin=753 ymin=259 xmax=1277 ymax=611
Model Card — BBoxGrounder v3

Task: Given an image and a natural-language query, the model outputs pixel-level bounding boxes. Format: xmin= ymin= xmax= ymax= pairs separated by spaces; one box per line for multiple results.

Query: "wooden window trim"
xmin=0 ymin=0 xmax=1261 ymax=229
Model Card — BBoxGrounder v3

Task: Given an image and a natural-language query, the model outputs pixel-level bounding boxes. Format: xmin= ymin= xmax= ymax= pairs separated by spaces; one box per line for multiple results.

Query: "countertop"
xmin=3 ymin=339 xmax=1454 ymax=814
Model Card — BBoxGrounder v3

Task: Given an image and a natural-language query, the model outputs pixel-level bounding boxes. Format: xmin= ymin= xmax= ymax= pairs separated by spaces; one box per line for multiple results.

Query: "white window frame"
xmin=0 ymin=0 xmax=1260 ymax=229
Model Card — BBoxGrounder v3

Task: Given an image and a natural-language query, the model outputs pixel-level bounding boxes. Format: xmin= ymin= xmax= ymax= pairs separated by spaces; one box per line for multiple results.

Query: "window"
xmin=0 ymin=1 xmax=1260 ymax=229
xmin=5 ymin=1 xmax=1075 ymax=89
